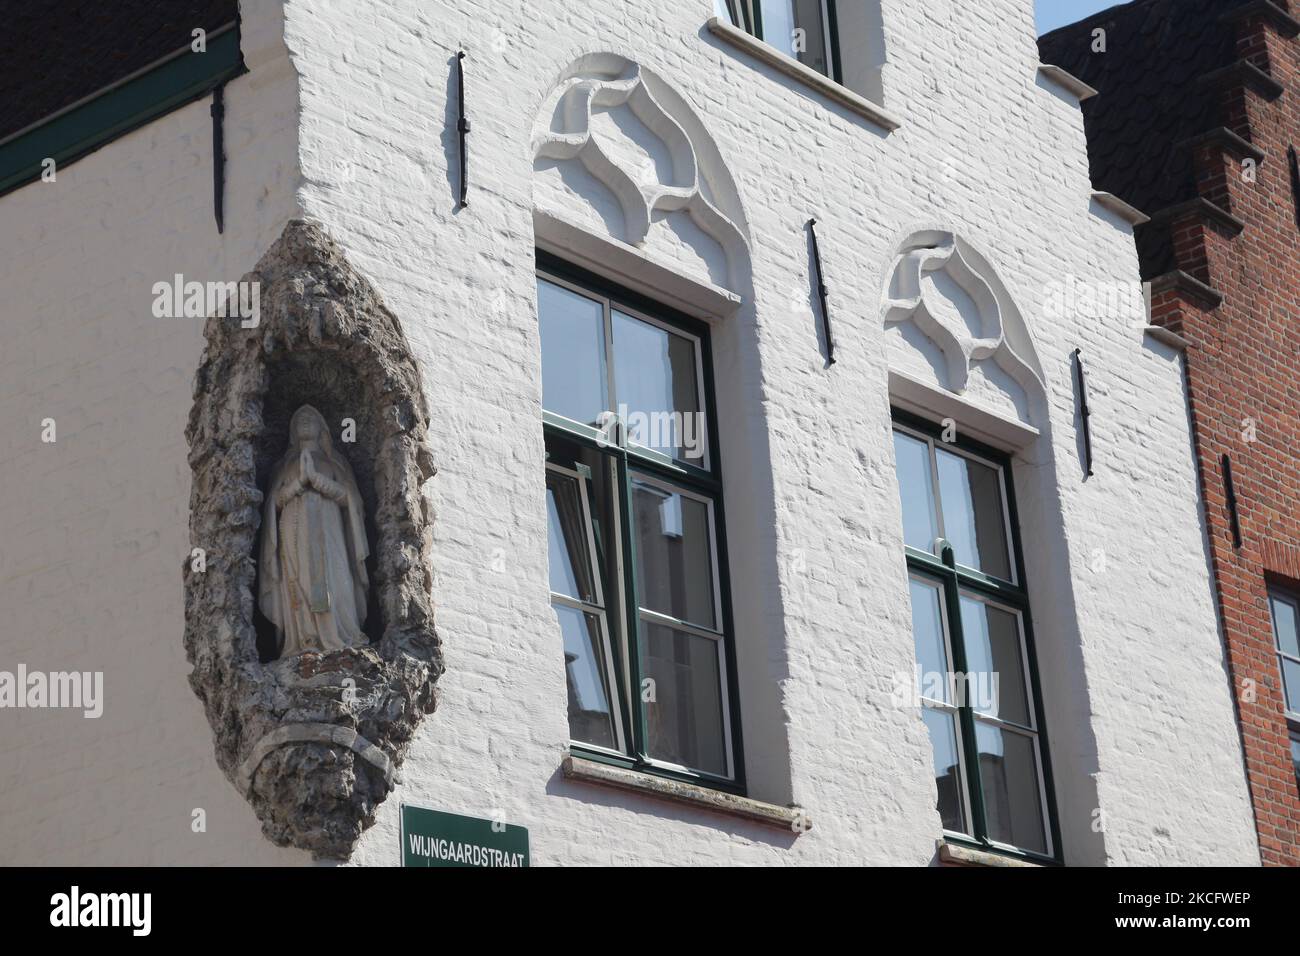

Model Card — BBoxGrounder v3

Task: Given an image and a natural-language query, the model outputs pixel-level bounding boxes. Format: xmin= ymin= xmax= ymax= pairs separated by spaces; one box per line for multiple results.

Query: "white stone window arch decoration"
xmin=531 ymin=52 xmax=749 ymax=296
xmin=882 ymin=231 xmax=1045 ymax=425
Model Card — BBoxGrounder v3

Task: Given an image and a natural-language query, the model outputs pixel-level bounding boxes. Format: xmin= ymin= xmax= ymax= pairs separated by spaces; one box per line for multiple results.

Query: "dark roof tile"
xmin=1039 ymin=0 xmax=1257 ymax=278
xmin=0 ymin=0 xmax=238 ymax=142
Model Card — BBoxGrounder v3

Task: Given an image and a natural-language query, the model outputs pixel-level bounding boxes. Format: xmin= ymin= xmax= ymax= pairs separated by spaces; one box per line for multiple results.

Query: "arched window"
xmin=882 ymin=230 xmax=1062 ymax=861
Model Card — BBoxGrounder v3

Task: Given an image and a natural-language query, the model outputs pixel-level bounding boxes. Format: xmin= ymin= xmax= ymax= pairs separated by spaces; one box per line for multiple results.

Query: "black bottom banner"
xmin=0 ymin=865 xmax=1287 ymax=942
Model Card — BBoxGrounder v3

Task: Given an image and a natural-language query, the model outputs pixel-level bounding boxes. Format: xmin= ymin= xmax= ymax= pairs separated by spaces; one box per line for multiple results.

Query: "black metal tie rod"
xmin=1222 ymin=453 xmax=1243 ymax=548
xmin=807 ymin=218 xmax=835 ymax=365
xmin=456 ymin=50 xmax=470 ymax=208
xmin=1072 ymin=348 xmax=1093 ymax=477
xmin=211 ymin=83 xmax=226 ymax=233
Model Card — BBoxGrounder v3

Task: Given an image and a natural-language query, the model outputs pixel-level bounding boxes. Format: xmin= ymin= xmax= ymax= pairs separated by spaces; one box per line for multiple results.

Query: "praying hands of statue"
xmin=299 ymin=448 xmax=347 ymax=503
xmin=275 ymin=450 xmax=319 ymax=508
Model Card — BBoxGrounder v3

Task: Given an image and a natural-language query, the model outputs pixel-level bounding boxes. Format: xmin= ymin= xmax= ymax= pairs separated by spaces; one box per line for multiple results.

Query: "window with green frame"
xmin=718 ymin=1 xmax=888 ymax=105
xmin=892 ymin=411 xmax=1060 ymax=860
xmin=1291 ymin=732 xmax=1300 ymax=796
xmin=720 ymin=0 xmax=842 ymax=82
xmin=537 ymin=255 xmax=744 ymax=790
xmin=1267 ymin=586 xmax=1300 ymax=721
xmin=1266 ymin=585 xmax=1300 ymax=797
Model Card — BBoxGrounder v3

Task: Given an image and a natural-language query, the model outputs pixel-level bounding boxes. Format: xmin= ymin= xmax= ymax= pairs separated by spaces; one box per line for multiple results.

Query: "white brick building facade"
xmin=0 ymin=0 xmax=1260 ymax=865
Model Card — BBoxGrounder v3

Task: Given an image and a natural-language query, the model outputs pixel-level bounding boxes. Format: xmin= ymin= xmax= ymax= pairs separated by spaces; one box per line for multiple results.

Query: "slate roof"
xmin=1038 ymin=0 xmax=1254 ymax=277
xmin=0 ymin=0 xmax=238 ymax=143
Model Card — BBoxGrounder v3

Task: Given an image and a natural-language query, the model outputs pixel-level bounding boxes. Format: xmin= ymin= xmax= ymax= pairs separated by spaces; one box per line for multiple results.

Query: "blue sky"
xmin=1036 ymin=0 xmax=1123 ymax=35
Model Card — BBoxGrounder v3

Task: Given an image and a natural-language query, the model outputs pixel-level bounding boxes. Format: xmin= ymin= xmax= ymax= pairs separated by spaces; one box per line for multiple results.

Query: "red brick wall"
xmin=1150 ymin=9 xmax=1300 ymax=866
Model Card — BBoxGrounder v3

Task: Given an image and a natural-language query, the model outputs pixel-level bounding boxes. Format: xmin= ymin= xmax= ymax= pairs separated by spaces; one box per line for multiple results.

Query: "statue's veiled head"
xmin=288 ymin=404 xmax=333 ymax=455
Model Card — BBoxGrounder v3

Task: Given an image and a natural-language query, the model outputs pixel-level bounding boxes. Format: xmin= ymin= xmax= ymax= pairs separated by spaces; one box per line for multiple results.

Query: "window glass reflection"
xmin=538 ymin=278 xmax=607 ymax=427
xmin=1270 ymin=592 xmax=1300 ymax=658
xmin=1282 ymin=658 xmax=1300 ymax=714
xmin=640 ymin=623 xmax=726 ymax=776
xmin=975 ymin=723 xmax=1047 ymax=855
xmin=910 ymin=577 xmax=950 ymax=704
xmin=959 ymin=595 xmax=1029 ymax=726
xmin=894 ymin=430 xmax=939 ymax=553
xmin=921 ymin=707 xmax=968 ymax=835
xmin=546 ymin=472 xmax=596 ymax=603
xmin=612 ymin=310 xmax=703 ymax=463
xmin=632 ymin=479 xmax=716 ymax=630
xmin=758 ymin=0 xmax=831 ymax=76
xmin=936 ymin=447 xmax=1011 ymax=580
xmin=554 ymin=605 xmax=617 ymax=750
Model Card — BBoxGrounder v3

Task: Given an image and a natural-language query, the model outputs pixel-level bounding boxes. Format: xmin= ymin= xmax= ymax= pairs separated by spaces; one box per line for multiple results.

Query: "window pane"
xmin=894 ymin=430 xmax=939 ymax=553
xmin=538 ymin=278 xmax=607 ymax=427
xmin=545 ymin=471 xmax=596 ymax=604
xmin=1270 ymin=592 xmax=1300 ymax=658
xmin=959 ymin=595 xmax=1030 ymax=726
xmin=612 ymin=310 xmax=704 ymax=463
xmin=758 ymin=0 xmax=831 ymax=76
xmin=975 ymin=722 xmax=1047 ymax=855
xmin=936 ymin=447 xmax=1012 ymax=581
xmin=1291 ymin=734 xmax=1300 ymax=792
xmin=758 ymin=0 xmax=795 ymax=48
xmin=921 ymin=707 xmax=968 ymax=835
xmin=554 ymin=604 xmax=618 ymax=751
xmin=631 ymin=479 xmax=716 ymax=630
xmin=1282 ymin=657 xmax=1300 ymax=714
xmin=640 ymin=622 xmax=727 ymax=776
xmin=909 ymin=577 xmax=951 ymax=703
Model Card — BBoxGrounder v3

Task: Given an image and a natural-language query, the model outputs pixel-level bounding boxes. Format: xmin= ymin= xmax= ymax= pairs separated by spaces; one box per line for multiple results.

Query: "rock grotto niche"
xmin=183 ymin=220 xmax=441 ymax=860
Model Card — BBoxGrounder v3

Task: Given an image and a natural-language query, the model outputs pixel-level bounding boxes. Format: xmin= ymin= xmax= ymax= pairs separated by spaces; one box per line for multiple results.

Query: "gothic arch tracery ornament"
xmin=882 ymin=231 xmax=1045 ymax=414
xmin=531 ymin=52 xmax=749 ymax=293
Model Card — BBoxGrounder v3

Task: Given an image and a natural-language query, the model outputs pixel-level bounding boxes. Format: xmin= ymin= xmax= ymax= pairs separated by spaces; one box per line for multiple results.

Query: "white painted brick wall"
xmin=0 ymin=0 xmax=1259 ymax=865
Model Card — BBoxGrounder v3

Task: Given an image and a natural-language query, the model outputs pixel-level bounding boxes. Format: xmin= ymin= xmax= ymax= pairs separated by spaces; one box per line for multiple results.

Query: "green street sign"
xmin=400 ymin=804 xmax=530 ymax=868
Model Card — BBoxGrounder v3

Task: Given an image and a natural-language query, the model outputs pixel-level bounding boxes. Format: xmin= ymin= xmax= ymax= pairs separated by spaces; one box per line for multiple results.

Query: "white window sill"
xmin=1144 ymin=324 xmax=1192 ymax=352
xmin=937 ymin=839 xmax=1047 ymax=867
xmin=706 ymin=17 xmax=901 ymax=133
xmin=1091 ymin=191 xmax=1150 ymax=226
xmin=1037 ymin=64 xmax=1098 ymax=101
xmin=561 ymin=754 xmax=810 ymax=831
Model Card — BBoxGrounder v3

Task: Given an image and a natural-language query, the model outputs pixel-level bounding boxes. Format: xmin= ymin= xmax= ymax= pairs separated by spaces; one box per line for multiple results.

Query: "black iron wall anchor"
xmin=211 ymin=83 xmax=227 ymax=233
xmin=807 ymin=218 xmax=835 ymax=365
xmin=456 ymin=50 xmax=470 ymax=208
xmin=1072 ymin=348 xmax=1094 ymax=476
xmin=1222 ymin=453 xmax=1243 ymax=548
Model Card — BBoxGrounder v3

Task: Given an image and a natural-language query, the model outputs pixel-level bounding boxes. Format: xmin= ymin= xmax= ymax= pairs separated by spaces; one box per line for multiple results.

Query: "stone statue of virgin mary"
xmin=259 ymin=405 xmax=370 ymax=658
